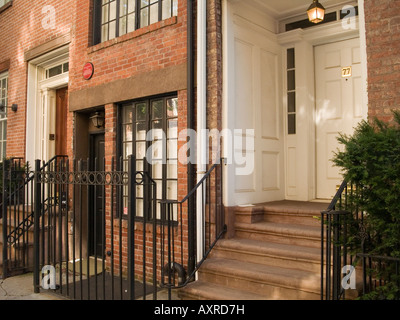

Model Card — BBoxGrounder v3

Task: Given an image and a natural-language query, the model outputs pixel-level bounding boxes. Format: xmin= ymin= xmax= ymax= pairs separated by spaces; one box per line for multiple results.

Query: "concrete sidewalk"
xmin=0 ymin=273 xmax=65 ymax=300
xmin=0 ymin=273 xmax=178 ymax=300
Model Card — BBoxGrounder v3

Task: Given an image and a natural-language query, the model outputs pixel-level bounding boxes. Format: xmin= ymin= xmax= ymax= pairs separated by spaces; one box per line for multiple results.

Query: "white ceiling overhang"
xmin=244 ymin=0 xmax=356 ymax=20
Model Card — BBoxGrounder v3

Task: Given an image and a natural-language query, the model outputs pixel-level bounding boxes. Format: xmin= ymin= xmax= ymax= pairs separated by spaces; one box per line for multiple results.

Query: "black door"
xmin=89 ymin=133 xmax=105 ymax=256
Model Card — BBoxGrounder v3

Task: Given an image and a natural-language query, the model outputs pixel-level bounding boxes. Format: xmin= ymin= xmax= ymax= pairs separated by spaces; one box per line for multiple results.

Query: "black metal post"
xmin=332 ymin=213 xmax=340 ymax=300
xmin=33 ymin=160 xmax=41 ymax=293
xmin=127 ymin=155 xmax=136 ymax=300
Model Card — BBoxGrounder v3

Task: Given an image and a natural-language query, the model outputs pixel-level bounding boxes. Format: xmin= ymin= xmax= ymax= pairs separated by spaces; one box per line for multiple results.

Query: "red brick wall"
xmin=70 ymin=1 xmax=190 ymax=282
xmin=0 ymin=0 xmax=75 ymax=159
xmin=364 ymin=0 xmax=400 ymax=123
xmin=69 ymin=1 xmax=187 ymax=92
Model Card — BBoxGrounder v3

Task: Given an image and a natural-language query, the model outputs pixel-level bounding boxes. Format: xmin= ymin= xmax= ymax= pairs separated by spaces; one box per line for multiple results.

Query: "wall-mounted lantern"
xmin=90 ymin=112 xmax=105 ymax=128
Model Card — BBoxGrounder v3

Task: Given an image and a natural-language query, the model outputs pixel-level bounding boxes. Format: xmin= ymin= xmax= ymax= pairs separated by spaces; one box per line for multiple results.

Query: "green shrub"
xmin=333 ymin=111 xmax=400 ymax=299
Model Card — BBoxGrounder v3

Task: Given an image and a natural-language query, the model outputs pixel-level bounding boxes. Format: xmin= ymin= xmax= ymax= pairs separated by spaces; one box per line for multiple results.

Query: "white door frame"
xmin=277 ymin=8 xmax=368 ymax=201
xmin=26 ymin=46 xmax=69 ymax=165
xmin=222 ymin=0 xmax=368 ymax=205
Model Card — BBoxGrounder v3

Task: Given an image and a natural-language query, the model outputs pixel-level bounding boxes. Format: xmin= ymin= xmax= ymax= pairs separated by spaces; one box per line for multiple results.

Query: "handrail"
xmin=160 ymin=159 xmax=226 ymax=290
xmin=324 ymin=180 xmax=348 ymax=212
xmin=3 ymin=156 xmax=68 ymax=245
xmin=181 ymin=162 xmax=220 ymax=204
xmin=1 ymin=155 xmax=68 ymax=202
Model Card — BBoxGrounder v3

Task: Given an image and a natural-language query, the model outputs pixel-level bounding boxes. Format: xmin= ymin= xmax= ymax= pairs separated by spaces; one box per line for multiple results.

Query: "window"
xmin=287 ymin=48 xmax=296 ymax=135
xmin=45 ymin=62 xmax=69 ymax=79
xmin=94 ymin=0 xmax=178 ymax=44
xmin=0 ymin=72 xmax=8 ymax=160
xmin=285 ymin=6 xmax=359 ymax=32
xmin=120 ymin=95 xmax=178 ymax=221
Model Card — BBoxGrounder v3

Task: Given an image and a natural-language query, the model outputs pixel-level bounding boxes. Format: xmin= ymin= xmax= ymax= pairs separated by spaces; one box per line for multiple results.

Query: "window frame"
xmin=118 ymin=94 xmax=179 ymax=222
xmin=0 ymin=0 xmax=12 ymax=13
xmin=93 ymin=0 xmax=178 ymax=45
xmin=0 ymin=71 xmax=8 ymax=161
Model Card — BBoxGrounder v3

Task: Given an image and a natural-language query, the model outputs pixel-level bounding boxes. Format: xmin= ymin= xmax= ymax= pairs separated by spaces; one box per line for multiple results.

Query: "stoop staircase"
xmin=0 ymin=206 xmax=36 ymax=278
xmin=179 ymin=200 xmax=327 ymax=300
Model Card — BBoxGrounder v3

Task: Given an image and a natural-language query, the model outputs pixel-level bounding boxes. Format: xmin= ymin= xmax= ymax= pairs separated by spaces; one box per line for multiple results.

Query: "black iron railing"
xmin=321 ymin=180 xmax=365 ymax=300
xmin=356 ymin=253 xmax=400 ymax=299
xmin=159 ymin=159 xmax=226 ymax=297
xmin=1 ymin=156 xmax=67 ymax=279
xmin=3 ymin=155 xmax=225 ymax=300
xmin=32 ymin=156 xmax=158 ymax=300
xmin=321 ymin=180 xmax=400 ymax=300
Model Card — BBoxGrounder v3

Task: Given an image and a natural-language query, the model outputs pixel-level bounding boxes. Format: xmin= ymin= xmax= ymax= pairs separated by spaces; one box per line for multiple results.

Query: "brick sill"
xmin=0 ymin=1 xmax=12 ymax=14
xmin=88 ymin=16 xmax=178 ymax=54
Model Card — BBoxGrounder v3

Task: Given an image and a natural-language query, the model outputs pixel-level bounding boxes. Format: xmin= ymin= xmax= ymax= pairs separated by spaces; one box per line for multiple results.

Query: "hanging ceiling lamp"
xmin=307 ymin=0 xmax=326 ymax=24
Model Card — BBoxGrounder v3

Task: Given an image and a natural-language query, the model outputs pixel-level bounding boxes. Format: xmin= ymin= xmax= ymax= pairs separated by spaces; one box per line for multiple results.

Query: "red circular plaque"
xmin=83 ymin=62 xmax=94 ymax=80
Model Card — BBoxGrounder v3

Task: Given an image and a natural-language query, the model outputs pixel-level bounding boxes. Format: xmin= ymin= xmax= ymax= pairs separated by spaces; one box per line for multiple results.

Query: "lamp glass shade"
xmin=90 ymin=112 xmax=105 ymax=128
xmin=307 ymin=0 xmax=325 ymax=24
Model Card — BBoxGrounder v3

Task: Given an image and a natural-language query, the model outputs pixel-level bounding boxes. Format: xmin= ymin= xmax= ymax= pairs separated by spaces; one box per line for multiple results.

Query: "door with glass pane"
xmin=120 ymin=95 xmax=178 ymax=221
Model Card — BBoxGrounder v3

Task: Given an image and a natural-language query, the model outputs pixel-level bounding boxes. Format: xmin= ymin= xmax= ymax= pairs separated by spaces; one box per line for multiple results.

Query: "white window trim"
xmin=0 ymin=71 xmax=9 ymax=161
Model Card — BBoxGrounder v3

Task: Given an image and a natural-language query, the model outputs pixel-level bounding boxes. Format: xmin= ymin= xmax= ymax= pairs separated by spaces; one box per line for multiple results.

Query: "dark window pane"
xmin=48 ymin=65 xmax=63 ymax=78
xmin=152 ymin=100 xmax=163 ymax=119
xmin=287 ymin=48 xmax=295 ymax=69
xmin=285 ymin=12 xmax=337 ymax=32
xmin=287 ymin=70 xmax=295 ymax=91
xmin=288 ymin=92 xmax=296 ymax=113
xmin=136 ymin=103 xmax=147 ymax=121
xmin=340 ymin=6 xmax=358 ymax=19
xmin=288 ymin=114 xmax=296 ymax=135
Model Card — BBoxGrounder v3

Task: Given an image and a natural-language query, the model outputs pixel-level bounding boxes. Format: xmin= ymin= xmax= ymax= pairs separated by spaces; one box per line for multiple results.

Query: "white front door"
xmin=229 ymin=17 xmax=285 ymax=206
xmin=315 ymin=38 xmax=365 ymax=199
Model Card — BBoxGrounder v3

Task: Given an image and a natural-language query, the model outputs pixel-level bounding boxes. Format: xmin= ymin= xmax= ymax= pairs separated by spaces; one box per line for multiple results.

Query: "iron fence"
xmin=32 ymin=156 xmax=161 ymax=300
xmin=160 ymin=160 xmax=226 ymax=298
xmin=2 ymin=155 xmax=225 ymax=300
xmin=1 ymin=156 xmax=67 ymax=278
xmin=321 ymin=181 xmax=400 ymax=300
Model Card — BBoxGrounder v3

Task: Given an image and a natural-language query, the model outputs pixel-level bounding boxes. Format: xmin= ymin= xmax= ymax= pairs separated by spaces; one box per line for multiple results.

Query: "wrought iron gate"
xmin=30 ymin=156 xmax=163 ymax=300
xmin=2 ymin=155 xmax=225 ymax=300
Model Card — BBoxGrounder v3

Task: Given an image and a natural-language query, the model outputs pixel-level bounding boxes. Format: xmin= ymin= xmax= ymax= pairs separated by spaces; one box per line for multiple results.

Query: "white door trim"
xmin=278 ymin=15 xmax=368 ymax=201
xmin=26 ymin=46 xmax=69 ymax=165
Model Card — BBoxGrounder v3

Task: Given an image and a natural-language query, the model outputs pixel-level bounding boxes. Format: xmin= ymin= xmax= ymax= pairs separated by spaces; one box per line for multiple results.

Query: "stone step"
xmin=179 ymin=281 xmax=267 ymax=300
xmin=0 ymin=209 xmax=63 ymax=245
xmin=235 ymin=221 xmax=321 ymax=248
xmin=211 ymin=238 xmax=321 ymax=273
xmin=197 ymin=258 xmax=320 ymax=300
xmin=235 ymin=201 xmax=327 ymax=227
xmin=0 ymin=242 xmax=34 ymax=276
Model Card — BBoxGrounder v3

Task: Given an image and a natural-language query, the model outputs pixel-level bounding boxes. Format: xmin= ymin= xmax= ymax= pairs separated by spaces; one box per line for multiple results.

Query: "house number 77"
xmin=342 ymin=66 xmax=352 ymax=78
